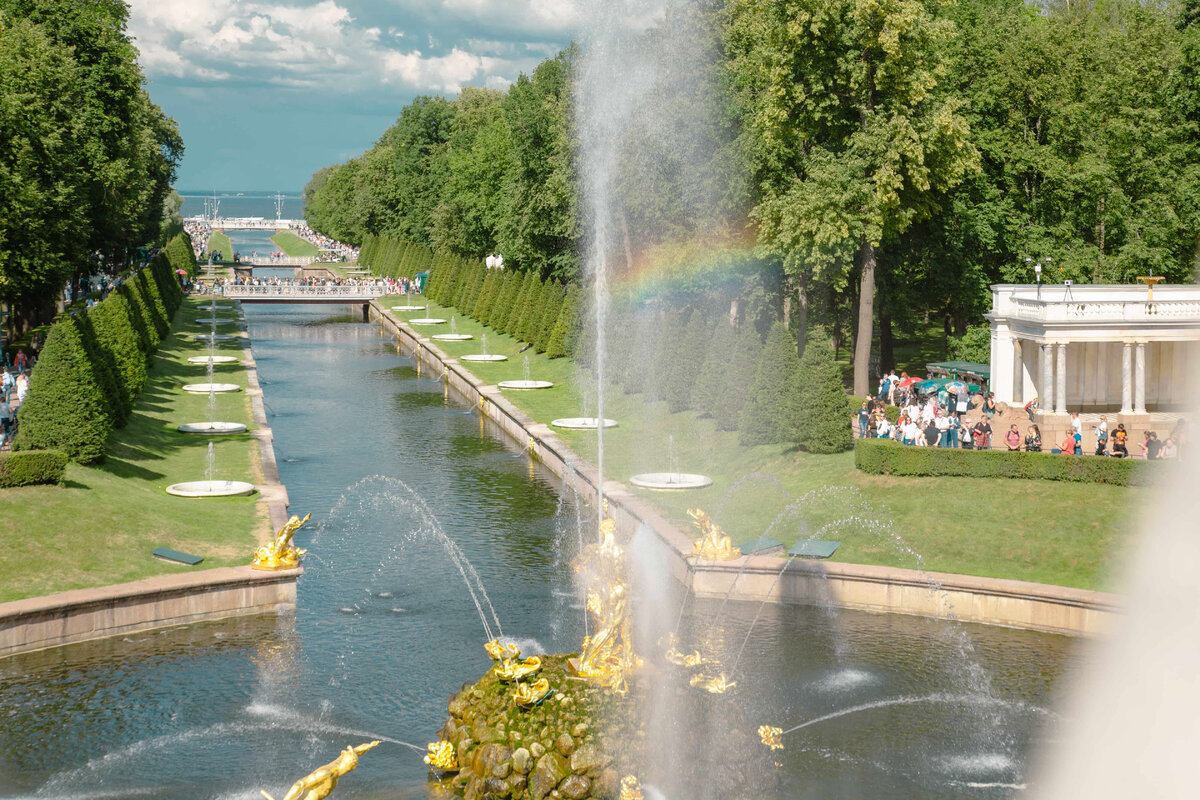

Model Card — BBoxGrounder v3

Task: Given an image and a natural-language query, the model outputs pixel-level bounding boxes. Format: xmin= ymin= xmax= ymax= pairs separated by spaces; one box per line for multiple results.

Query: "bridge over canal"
xmin=221 ymin=284 xmax=387 ymax=318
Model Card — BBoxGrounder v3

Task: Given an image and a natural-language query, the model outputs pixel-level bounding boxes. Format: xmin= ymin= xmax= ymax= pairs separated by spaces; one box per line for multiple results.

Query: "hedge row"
xmin=854 ymin=437 xmax=1160 ymax=486
xmin=0 ymin=451 xmax=67 ymax=487
xmin=357 ymin=234 xmax=434 ymax=279
xmin=15 ymin=236 xmax=189 ymax=464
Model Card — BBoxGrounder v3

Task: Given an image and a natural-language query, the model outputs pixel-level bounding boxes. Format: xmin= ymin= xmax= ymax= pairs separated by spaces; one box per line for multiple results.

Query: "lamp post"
xmin=1027 ymin=256 xmax=1050 ymax=299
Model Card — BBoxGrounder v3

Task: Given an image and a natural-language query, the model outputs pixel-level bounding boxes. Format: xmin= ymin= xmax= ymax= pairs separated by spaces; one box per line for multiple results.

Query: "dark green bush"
xmin=544 ymin=283 xmax=579 ymax=359
xmin=739 ymin=321 xmax=802 ymax=445
xmin=534 ymin=281 xmax=565 ymax=353
xmin=117 ymin=282 xmax=158 ymax=352
xmin=715 ymin=323 xmax=762 ymax=431
xmin=162 ymin=232 xmax=198 ymax=279
xmin=0 ymin=450 xmax=67 ymax=487
xmin=796 ymin=330 xmax=852 ymax=453
xmin=854 ymin=438 xmax=1161 ymax=486
xmin=692 ymin=316 xmax=736 ymax=418
xmin=87 ymin=291 xmax=147 ymax=411
xmin=15 ymin=317 xmax=114 ymax=464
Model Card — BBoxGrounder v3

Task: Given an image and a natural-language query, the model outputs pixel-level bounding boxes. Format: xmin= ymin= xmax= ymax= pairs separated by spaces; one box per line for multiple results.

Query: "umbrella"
xmin=915 ymin=379 xmax=943 ymax=394
xmin=945 ymin=381 xmax=968 ymax=394
xmin=897 ymin=376 xmax=920 ymax=388
xmin=175 ymin=269 xmax=188 ymax=275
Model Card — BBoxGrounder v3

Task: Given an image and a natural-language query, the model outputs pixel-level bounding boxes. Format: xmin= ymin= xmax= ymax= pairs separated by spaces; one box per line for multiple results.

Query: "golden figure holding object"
xmin=687 ymin=508 xmax=741 ymax=561
xmin=424 ymin=740 xmax=459 ymax=772
xmin=758 ymin=725 xmax=784 ymax=751
xmin=495 ymin=655 xmax=543 ymax=682
xmin=619 ymin=775 xmax=644 ymax=800
xmin=569 ymin=504 xmax=642 ymax=695
xmin=512 ymin=676 xmax=552 ymax=707
xmin=260 ymin=740 xmax=379 ymax=800
xmin=252 ymin=513 xmax=311 ymax=571
xmin=689 ymin=671 xmax=736 ymax=694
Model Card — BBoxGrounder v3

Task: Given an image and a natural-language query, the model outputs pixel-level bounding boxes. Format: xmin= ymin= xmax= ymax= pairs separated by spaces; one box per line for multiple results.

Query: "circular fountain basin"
xmin=187 ymin=355 xmax=240 ymax=365
xmin=551 ymin=417 xmax=619 ymax=430
xmin=408 ymin=318 xmax=447 ymax=325
xmin=431 ymin=333 xmax=474 ymax=341
xmin=192 ymin=333 xmax=239 ymax=342
xmin=202 ymin=304 xmax=234 ymax=311
xmin=194 ymin=317 xmax=237 ymax=324
xmin=498 ymin=380 xmax=554 ymax=390
xmin=181 ymin=383 xmax=241 ymax=394
xmin=177 ymin=422 xmax=248 ymax=435
xmin=629 ymin=472 xmax=713 ymax=490
xmin=392 ymin=305 xmax=426 ymax=311
xmin=461 ymin=354 xmax=508 ymax=362
xmin=165 ymin=480 xmax=255 ymax=497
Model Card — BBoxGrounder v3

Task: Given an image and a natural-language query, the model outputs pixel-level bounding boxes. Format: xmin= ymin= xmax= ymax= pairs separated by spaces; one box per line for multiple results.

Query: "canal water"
xmin=0 ymin=305 xmax=1080 ymax=799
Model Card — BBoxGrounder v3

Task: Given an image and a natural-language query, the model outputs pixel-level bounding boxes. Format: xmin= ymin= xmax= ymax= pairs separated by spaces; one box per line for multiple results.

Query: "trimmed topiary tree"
xmin=534 ymin=281 xmax=565 ymax=353
xmin=515 ymin=274 xmax=545 ymax=344
xmin=117 ymin=282 xmax=158 ymax=353
xmin=502 ymin=270 xmax=535 ymax=336
xmin=544 ymin=283 xmax=579 ymax=359
xmin=740 ymin=321 xmax=804 ymax=443
xmin=163 ymin=231 xmax=198 ymax=279
xmin=15 ymin=316 xmax=114 ymax=464
xmin=795 ymin=328 xmax=853 ymax=453
xmin=692 ymin=316 xmax=735 ymax=418
xmin=86 ymin=292 xmax=147 ymax=415
xmin=662 ymin=311 xmax=710 ymax=413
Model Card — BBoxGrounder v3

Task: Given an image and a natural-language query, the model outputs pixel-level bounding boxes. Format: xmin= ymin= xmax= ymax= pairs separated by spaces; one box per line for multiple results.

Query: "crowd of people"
xmin=856 ymin=371 xmax=1186 ymax=459
xmin=215 ymin=274 xmax=412 ymax=291
xmin=1 ymin=347 xmax=36 ymax=449
xmin=292 ymin=224 xmax=359 ymax=262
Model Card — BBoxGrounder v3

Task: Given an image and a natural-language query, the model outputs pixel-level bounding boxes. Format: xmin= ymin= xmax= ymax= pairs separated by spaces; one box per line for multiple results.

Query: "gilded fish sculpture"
xmin=512 ymin=677 xmax=552 ymax=707
xmin=484 ymin=638 xmax=520 ymax=662
xmin=260 ymin=740 xmax=378 ymax=800
xmin=494 ymin=655 xmax=542 ymax=682
xmin=423 ymin=740 xmax=458 ymax=772
xmin=252 ymin=513 xmax=311 ymax=571
xmin=687 ymin=508 xmax=741 ymax=561
xmin=758 ymin=725 xmax=784 ymax=751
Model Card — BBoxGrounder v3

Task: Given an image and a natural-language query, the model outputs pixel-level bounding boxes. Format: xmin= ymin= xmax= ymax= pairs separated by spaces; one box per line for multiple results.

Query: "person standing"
xmin=1093 ymin=415 xmax=1109 ymax=456
xmin=858 ymin=402 xmax=870 ymax=439
xmin=1005 ymin=424 xmax=1022 ymax=451
xmin=1112 ymin=423 xmax=1129 ymax=458
xmin=972 ymin=418 xmax=992 ymax=450
xmin=1025 ymin=425 xmax=1042 ymax=452
xmin=935 ymin=412 xmax=951 ymax=448
xmin=1070 ymin=412 xmax=1082 ymax=443
xmin=983 ymin=392 xmax=998 ymax=420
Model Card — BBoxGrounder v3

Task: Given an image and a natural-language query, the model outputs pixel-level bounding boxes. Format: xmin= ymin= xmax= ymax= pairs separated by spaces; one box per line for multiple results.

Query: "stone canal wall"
xmin=0 ymin=302 xmax=299 ymax=659
xmin=371 ymin=301 xmax=1120 ymax=637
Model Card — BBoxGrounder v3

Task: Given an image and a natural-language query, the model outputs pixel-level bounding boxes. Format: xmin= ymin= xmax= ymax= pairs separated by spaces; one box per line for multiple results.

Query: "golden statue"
xmin=619 ymin=775 xmax=644 ymax=800
xmin=570 ymin=507 xmax=642 ymax=695
xmin=665 ymin=647 xmax=708 ymax=668
xmin=484 ymin=638 xmax=520 ymax=662
xmin=424 ymin=740 xmax=458 ymax=772
xmin=689 ymin=671 xmax=736 ymax=694
xmin=495 ymin=655 xmax=542 ymax=682
xmin=512 ymin=677 xmax=552 ymax=707
xmin=252 ymin=513 xmax=311 ymax=571
xmin=260 ymin=741 xmax=379 ymax=800
xmin=687 ymin=508 xmax=741 ymax=561
xmin=758 ymin=725 xmax=784 ymax=751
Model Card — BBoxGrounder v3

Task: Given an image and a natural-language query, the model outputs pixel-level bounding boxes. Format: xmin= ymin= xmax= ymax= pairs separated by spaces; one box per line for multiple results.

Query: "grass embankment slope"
xmin=270 ymin=230 xmax=319 ymax=258
xmin=207 ymin=230 xmax=235 ymax=261
xmin=0 ymin=297 xmax=266 ymax=603
xmin=386 ymin=295 xmax=1140 ymax=592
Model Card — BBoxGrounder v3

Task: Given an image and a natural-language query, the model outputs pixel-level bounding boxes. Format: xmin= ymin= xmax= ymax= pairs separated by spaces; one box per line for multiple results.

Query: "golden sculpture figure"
xmin=664 ymin=646 xmax=708 ymax=668
xmin=758 ymin=725 xmax=784 ymax=751
xmin=424 ymin=740 xmax=459 ymax=772
xmin=494 ymin=655 xmax=542 ymax=682
xmin=260 ymin=740 xmax=379 ymax=800
xmin=570 ymin=506 xmax=642 ymax=695
xmin=619 ymin=775 xmax=644 ymax=800
xmin=687 ymin=508 xmax=741 ymax=561
xmin=484 ymin=638 xmax=520 ymax=662
xmin=512 ymin=677 xmax=552 ymax=707
xmin=689 ymin=671 xmax=736 ymax=694
xmin=252 ymin=513 xmax=311 ymax=571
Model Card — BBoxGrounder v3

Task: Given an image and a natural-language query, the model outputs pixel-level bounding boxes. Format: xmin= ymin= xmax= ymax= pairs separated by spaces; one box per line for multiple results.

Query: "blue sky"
xmin=127 ymin=1 xmax=582 ymax=191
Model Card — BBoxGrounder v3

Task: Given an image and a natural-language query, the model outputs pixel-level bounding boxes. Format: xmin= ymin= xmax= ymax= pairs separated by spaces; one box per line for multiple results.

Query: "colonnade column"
xmin=1121 ymin=343 xmax=1133 ymax=414
xmin=1039 ymin=343 xmax=1053 ymax=413
xmin=1134 ymin=342 xmax=1147 ymax=415
xmin=1012 ymin=339 xmax=1024 ymax=403
xmin=1055 ymin=343 xmax=1068 ymax=415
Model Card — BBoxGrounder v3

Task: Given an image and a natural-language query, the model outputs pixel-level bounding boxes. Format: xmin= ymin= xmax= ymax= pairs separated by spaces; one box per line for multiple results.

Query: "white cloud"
xmin=126 ymin=0 xmax=562 ymax=95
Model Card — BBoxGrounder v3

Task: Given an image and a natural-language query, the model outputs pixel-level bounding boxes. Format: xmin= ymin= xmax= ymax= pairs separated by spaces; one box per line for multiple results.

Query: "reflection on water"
xmin=0 ymin=305 xmax=1081 ymax=799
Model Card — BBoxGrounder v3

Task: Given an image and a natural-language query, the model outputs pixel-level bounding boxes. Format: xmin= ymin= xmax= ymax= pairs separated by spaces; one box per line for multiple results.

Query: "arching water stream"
xmin=0 ymin=305 xmax=1080 ymax=799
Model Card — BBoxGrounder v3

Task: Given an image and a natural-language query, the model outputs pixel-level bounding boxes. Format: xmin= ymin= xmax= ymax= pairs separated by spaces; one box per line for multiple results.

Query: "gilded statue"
xmin=619 ymin=775 xmax=644 ymax=800
xmin=252 ymin=513 xmax=311 ymax=571
xmin=424 ymin=740 xmax=458 ymax=772
xmin=495 ymin=655 xmax=542 ymax=682
xmin=689 ymin=671 xmax=736 ymax=694
xmin=758 ymin=725 xmax=784 ymax=751
xmin=570 ymin=508 xmax=641 ymax=695
xmin=664 ymin=647 xmax=708 ymax=668
xmin=688 ymin=508 xmax=741 ymax=561
xmin=484 ymin=638 xmax=520 ymax=662
xmin=260 ymin=740 xmax=379 ymax=800
xmin=512 ymin=677 xmax=552 ymax=707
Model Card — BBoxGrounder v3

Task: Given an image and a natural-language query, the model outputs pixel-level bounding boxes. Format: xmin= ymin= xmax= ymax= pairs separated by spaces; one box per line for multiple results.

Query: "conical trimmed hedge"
xmin=796 ymin=329 xmax=853 ymax=453
xmin=738 ymin=321 xmax=802 ymax=446
xmin=692 ymin=316 xmax=736 ymax=418
xmin=544 ymin=283 xmax=580 ymax=359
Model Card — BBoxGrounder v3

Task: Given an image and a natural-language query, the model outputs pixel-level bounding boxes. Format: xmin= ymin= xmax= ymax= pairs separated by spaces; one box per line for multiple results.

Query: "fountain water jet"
xmin=461 ymin=332 xmax=507 ymax=362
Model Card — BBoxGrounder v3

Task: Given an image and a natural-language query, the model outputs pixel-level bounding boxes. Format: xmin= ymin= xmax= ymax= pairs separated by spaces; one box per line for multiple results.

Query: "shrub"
xmin=473 ymin=271 xmax=498 ymax=321
xmin=117 ymin=282 xmax=158 ymax=352
xmin=15 ymin=316 xmax=114 ymax=464
xmin=854 ymin=438 xmax=1162 ymax=486
xmin=0 ymin=450 xmax=67 ymax=487
xmin=663 ymin=311 xmax=709 ymax=413
xmin=796 ymin=329 xmax=853 ymax=453
xmin=133 ymin=267 xmax=170 ymax=338
xmin=693 ymin=316 xmax=735 ymax=418
xmin=545 ymin=283 xmax=580 ymax=359
xmin=88 ymin=291 xmax=148 ymax=409
xmin=535 ymin=281 xmax=565 ymax=353
xmin=715 ymin=323 xmax=762 ymax=431
xmin=73 ymin=310 xmax=128 ymax=427
xmin=162 ymin=232 xmax=198 ymax=279
xmin=503 ymin=271 xmax=536 ymax=336
xmin=515 ymin=274 xmax=545 ymax=344
xmin=948 ymin=324 xmax=991 ymax=364
xmin=738 ymin=321 xmax=801 ymax=445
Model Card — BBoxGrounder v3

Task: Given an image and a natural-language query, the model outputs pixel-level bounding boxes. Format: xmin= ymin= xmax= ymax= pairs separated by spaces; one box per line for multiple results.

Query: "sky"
xmin=127 ymin=0 xmax=582 ymax=192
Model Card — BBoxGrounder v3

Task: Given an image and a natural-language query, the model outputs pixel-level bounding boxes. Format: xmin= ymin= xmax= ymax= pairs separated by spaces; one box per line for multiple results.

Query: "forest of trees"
xmin=304 ymin=0 xmax=1200 ymax=393
xmin=0 ymin=0 xmax=183 ymax=332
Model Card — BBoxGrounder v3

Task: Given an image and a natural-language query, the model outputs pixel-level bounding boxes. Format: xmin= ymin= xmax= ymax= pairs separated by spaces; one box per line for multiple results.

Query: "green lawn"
xmin=207 ymin=231 xmax=234 ymax=262
xmin=386 ymin=295 xmax=1139 ymax=591
xmin=0 ymin=297 xmax=266 ymax=603
xmin=271 ymin=230 xmax=320 ymax=258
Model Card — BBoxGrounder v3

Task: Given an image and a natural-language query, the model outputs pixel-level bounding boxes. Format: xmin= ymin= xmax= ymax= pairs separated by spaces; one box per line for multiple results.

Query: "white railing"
xmin=185 ymin=217 xmax=303 ymax=230
xmin=239 ymin=256 xmax=323 ymax=266
xmin=221 ymin=284 xmax=387 ymax=301
xmin=1011 ymin=297 xmax=1200 ymax=323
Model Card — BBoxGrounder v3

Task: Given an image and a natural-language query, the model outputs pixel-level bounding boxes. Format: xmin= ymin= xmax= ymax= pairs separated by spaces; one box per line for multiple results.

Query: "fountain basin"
xmin=177 ymin=422 xmax=248 ymax=435
xmin=551 ymin=417 xmax=619 ymax=430
xmin=461 ymin=354 xmax=508 ymax=362
xmin=431 ymin=333 xmax=473 ymax=341
xmin=187 ymin=356 xmax=240 ymax=365
xmin=408 ymin=318 xmax=447 ymax=325
xmin=165 ymin=480 xmax=255 ymax=497
xmin=191 ymin=333 xmax=240 ymax=343
xmin=391 ymin=305 xmax=426 ymax=311
xmin=629 ymin=472 xmax=713 ymax=490
xmin=194 ymin=317 xmax=237 ymax=324
xmin=181 ymin=383 xmax=241 ymax=394
xmin=498 ymin=380 xmax=554 ymax=390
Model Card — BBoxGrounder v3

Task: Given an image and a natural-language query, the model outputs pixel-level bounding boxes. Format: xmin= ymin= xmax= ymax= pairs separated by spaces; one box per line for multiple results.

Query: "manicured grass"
xmin=387 ymin=295 xmax=1140 ymax=591
xmin=208 ymin=231 xmax=234 ymax=262
xmin=0 ymin=297 xmax=266 ymax=603
xmin=271 ymin=230 xmax=320 ymax=258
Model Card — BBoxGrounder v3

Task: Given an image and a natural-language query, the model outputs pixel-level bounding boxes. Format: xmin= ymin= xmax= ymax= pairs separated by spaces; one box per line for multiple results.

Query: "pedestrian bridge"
xmin=221 ymin=284 xmax=386 ymax=303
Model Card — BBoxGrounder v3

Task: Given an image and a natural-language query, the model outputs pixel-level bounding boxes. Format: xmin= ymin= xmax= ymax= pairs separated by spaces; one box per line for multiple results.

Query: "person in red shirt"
xmin=1005 ymin=424 xmax=1022 ymax=451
